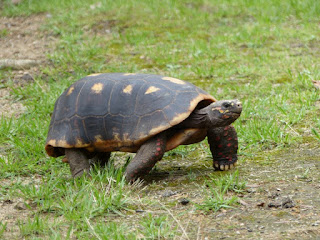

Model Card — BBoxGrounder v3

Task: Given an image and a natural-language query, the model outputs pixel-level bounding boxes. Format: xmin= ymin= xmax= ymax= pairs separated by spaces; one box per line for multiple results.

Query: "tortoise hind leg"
xmin=207 ymin=125 xmax=238 ymax=170
xmin=90 ymin=152 xmax=111 ymax=168
xmin=125 ymin=133 xmax=167 ymax=183
xmin=65 ymin=148 xmax=90 ymax=178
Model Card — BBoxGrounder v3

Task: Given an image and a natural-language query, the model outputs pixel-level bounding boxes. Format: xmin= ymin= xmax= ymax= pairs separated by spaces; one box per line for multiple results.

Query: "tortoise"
xmin=45 ymin=73 xmax=242 ymax=182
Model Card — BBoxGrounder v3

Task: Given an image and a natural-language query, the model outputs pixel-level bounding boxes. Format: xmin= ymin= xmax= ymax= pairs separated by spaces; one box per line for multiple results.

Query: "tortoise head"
xmin=207 ymin=99 xmax=242 ymax=127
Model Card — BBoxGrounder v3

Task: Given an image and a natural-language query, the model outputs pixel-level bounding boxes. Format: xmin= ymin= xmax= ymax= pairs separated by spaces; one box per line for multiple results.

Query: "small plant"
xmin=311 ymin=128 xmax=320 ymax=142
xmin=197 ymin=171 xmax=246 ymax=212
xmin=139 ymin=213 xmax=176 ymax=239
xmin=0 ymin=28 xmax=8 ymax=38
xmin=299 ymin=168 xmax=310 ymax=180
xmin=18 ymin=215 xmax=51 ymax=237
xmin=196 ymin=184 xmax=239 ymax=212
xmin=211 ymin=170 xmax=247 ymax=193
xmin=0 ymin=222 xmax=7 ymax=238
xmin=87 ymin=221 xmax=137 ymax=240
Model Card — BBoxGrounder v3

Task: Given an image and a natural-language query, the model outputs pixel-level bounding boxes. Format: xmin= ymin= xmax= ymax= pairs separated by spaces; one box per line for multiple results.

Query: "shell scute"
xmin=77 ymin=79 xmax=114 ymax=117
xmin=135 ymin=82 xmax=173 ymax=116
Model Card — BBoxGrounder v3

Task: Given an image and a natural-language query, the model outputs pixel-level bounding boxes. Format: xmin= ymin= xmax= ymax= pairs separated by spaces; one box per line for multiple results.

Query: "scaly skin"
xmin=65 ymin=149 xmax=90 ymax=178
xmin=125 ymin=133 xmax=167 ymax=182
xmin=63 ymin=151 xmax=111 ymax=167
xmin=207 ymin=125 xmax=238 ymax=170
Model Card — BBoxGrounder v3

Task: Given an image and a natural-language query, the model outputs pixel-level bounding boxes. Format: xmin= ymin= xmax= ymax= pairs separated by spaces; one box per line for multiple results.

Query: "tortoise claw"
xmin=214 ymin=161 xmax=237 ymax=171
xmin=214 ymin=163 xmax=220 ymax=169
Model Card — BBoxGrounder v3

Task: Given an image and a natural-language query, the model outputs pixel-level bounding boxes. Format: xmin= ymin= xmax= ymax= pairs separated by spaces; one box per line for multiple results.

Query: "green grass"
xmin=1 ymin=0 xmax=320 ymax=238
xmin=139 ymin=213 xmax=177 ymax=239
xmin=196 ymin=171 xmax=246 ymax=212
xmin=0 ymin=222 xmax=7 ymax=238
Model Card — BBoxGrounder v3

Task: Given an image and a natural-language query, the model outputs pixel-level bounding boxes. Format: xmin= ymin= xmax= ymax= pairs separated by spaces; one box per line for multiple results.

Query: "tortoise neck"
xmin=177 ymin=107 xmax=210 ymax=129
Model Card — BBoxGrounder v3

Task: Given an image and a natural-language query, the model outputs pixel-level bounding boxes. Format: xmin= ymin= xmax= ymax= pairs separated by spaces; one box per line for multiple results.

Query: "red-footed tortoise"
xmin=45 ymin=73 xmax=242 ymax=182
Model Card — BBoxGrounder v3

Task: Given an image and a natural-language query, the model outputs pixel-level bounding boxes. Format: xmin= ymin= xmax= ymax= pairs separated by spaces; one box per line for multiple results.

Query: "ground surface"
xmin=0 ymin=14 xmax=54 ymax=117
xmin=0 ymin=1 xmax=320 ymax=239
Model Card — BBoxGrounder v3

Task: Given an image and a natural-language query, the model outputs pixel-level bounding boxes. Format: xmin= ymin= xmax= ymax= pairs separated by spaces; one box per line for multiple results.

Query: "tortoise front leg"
xmin=207 ymin=125 xmax=238 ymax=170
xmin=65 ymin=148 xmax=90 ymax=178
xmin=125 ymin=133 xmax=167 ymax=183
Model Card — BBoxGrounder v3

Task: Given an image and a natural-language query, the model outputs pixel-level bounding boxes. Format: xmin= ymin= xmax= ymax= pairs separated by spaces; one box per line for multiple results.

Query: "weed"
xmin=139 ymin=213 xmax=176 ymax=239
xmin=18 ymin=214 xmax=53 ymax=237
xmin=86 ymin=221 xmax=137 ymax=240
xmin=197 ymin=171 xmax=246 ymax=212
xmin=311 ymin=128 xmax=320 ymax=142
xmin=212 ymin=170 xmax=247 ymax=193
xmin=0 ymin=222 xmax=7 ymax=238
xmin=299 ymin=168 xmax=311 ymax=180
xmin=0 ymin=28 xmax=7 ymax=38
xmin=196 ymin=186 xmax=239 ymax=212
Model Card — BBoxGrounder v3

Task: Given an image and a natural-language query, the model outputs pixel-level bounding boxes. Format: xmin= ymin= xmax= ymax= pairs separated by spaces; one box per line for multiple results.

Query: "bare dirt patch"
xmin=0 ymin=199 xmax=29 ymax=239
xmin=0 ymin=14 xmax=56 ymax=117
xmin=0 ymin=14 xmax=54 ymax=61
xmin=0 ymin=176 xmax=44 ymax=240
xmin=0 ymin=88 xmax=26 ymax=117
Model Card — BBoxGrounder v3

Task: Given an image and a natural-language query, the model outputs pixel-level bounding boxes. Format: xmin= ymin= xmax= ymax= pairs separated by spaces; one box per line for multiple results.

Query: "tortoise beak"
xmin=231 ymin=100 xmax=242 ymax=114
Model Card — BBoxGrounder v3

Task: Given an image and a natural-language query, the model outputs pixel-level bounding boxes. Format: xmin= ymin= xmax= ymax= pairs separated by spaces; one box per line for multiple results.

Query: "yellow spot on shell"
xmin=162 ymin=76 xmax=185 ymax=85
xmin=76 ymin=138 xmax=84 ymax=146
xmin=75 ymin=138 xmax=90 ymax=148
xmin=47 ymin=139 xmax=57 ymax=146
xmin=91 ymin=83 xmax=104 ymax=94
xmin=123 ymin=85 xmax=133 ymax=94
xmin=113 ymin=132 xmax=121 ymax=142
xmin=145 ymin=86 xmax=160 ymax=94
xmin=66 ymin=87 xmax=74 ymax=96
xmin=123 ymin=73 xmax=136 ymax=76
xmin=57 ymin=139 xmax=70 ymax=147
xmin=123 ymin=133 xmax=131 ymax=142
xmin=95 ymin=135 xmax=103 ymax=142
xmin=88 ymin=73 xmax=102 ymax=76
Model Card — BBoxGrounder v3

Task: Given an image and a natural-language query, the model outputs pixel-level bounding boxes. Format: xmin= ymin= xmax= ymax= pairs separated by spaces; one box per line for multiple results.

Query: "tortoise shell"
xmin=45 ymin=73 xmax=216 ymax=157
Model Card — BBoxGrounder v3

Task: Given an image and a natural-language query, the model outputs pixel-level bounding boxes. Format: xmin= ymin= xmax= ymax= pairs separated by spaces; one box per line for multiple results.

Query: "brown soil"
xmin=0 ymin=15 xmax=53 ymax=60
xmin=0 ymin=14 xmax=56 ymax=117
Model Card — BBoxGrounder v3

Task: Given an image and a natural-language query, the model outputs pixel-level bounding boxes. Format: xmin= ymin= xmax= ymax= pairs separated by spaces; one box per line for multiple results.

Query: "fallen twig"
xmin=0 ymin=59 xmax=42 ymax=70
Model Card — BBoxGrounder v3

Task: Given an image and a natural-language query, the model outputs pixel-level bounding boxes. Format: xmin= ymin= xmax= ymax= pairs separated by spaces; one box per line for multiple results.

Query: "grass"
xmin=196 ymin=171 xmax=246 ymax=212
xmin=0 ymin=222 xmax=7 ymax=238
xmin=1 ymin=0 xmax=320 ymax=238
